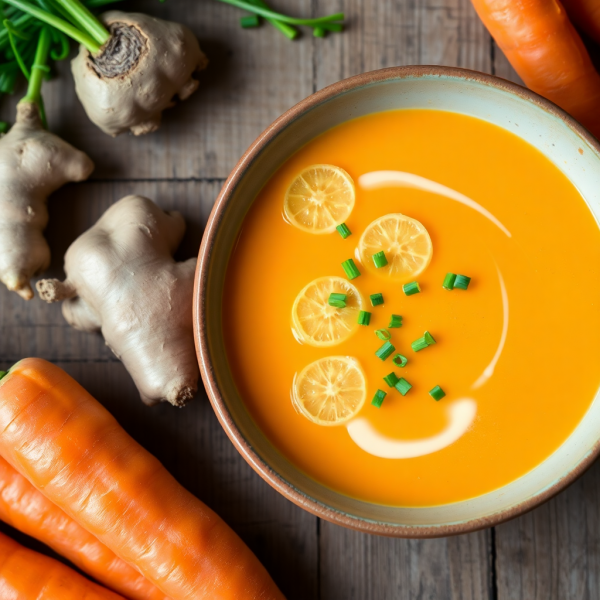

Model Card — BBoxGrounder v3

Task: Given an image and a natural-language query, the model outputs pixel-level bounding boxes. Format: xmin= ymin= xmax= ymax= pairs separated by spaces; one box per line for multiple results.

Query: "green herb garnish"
xmin=429 ymin=385 xmax=446 ymax=401
xmin=392 ymin=354 xmax=408 ymax=368
xmin=442 ymin=273 xmax=456 ymax=290
xmin=375 ymin=329 xmax=391 ymax=341
xmin=383 ymin=372 xmax=399 ymax=387
xmin=376 ymin=341 xmax=395 ymax=361
xmin=371 ymin=389 xmax=386 ymax=408
xmin=394 ymin=377 xmax=412 ymax=396
xmin=454 ymin=274 xmax=471 ymax=290
xmin=388 ymin=314 xmax=402 ymax=328
xmin=370 ymin=293 xmax=384 ymax=307
xmin=372 ymin=251 xmax=388 ymax=268
xmin=341 ymin=258 xmax=361 ymax=280
xmin=357 ymin=310 xmax=371 ymax=326
xmin=402 ymin=281 xmax=421 ymax=296
xmin=336 ymin=223 xmax=351 ymax=239
xmin=328 ymin=293 xmax=347 ymax=308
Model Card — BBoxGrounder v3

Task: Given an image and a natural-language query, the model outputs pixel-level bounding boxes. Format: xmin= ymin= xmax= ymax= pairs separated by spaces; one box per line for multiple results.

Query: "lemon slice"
xmin=284 ymin=164 xmax=355 ymax=234
xmin=357 ymin=213 xmax=433 ymax=281
xmin=292 ymin=276 xmax=363 ymax=347
xmin=292 ymin=356 xmax=367 ymax=426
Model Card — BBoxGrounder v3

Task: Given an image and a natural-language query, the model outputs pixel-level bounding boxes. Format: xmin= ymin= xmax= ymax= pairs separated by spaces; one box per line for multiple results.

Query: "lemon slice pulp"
xmin=357 ymin=213 xmax=433 ymax=281
xmin=284 ymin=164 xmax=355 ymax=234
xmin=292 ymin=276 xmax=363 ymax=347
xmin=292 ymin=356 xmax=367 ymax=426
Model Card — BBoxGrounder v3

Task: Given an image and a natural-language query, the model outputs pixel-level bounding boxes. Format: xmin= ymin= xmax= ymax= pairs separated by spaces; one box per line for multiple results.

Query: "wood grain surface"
xmin=0 ymin=1 xmax=592 ymax=599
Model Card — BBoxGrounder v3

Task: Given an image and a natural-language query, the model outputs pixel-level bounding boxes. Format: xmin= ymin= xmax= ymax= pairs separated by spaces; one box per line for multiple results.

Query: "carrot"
xmin=0 ymin=359 xmax=284 ymax=600
xmin=0 ymin=455 xmax=169 ymax=600
xmin=470 ymin=0 xmax=600 ymax=138
xmin=0 ymin=529 xmax=124 ymax=599
xmin=562 ymin=0 xmax=600 ymax=44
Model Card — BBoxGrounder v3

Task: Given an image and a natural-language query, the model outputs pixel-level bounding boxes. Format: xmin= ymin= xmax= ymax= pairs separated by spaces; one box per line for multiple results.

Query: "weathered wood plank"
xmin=314 ymin=0 xmax=492 ymax=90
xmin=495 ymin=460 xmax=600 ymax=600
xmin=320 ymin=522 xmax=492 ymax=600
xmin=0 ymin=0 xmax=314 ymax=180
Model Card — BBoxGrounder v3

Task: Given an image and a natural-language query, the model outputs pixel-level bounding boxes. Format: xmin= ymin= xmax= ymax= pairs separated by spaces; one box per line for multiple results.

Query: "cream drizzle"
xmin=472 ymin=268 xmax=509 ymax=389
xmin=358 ymin=171 xmax=511 ymax=237
xmin=346 ymin=399 xmax=477 ymax=459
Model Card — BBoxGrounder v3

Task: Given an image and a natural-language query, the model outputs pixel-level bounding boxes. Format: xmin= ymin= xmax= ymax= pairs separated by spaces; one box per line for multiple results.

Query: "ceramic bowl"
xmin=193 ymin=66 xmax=600 ymax=537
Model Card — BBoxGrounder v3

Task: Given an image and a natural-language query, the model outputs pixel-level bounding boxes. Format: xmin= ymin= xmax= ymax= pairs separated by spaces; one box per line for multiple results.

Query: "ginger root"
xmin=36 ymin=195 xmax=199 ymax=407
xmin=71 ymin=11 xmax=208 ymax=136
xmin=0 ymin=102 xmax=94 ymax=300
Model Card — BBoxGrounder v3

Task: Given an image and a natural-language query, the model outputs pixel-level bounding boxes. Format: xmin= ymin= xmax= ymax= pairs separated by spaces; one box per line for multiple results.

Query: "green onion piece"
xmin=371 ymin=389 xmax=387 ymax=408
xmin=411 ymin=336 xmax=428 ymax=352
xmin=341 ymin=258 xmax=360 ymax=280
xmin=454 ymin=274 xmax=471 ymax=290
xmin=376 ymin=341 xmax=395 ymax=361
xmin=394 ymin=377 xmax=412 ymax=396
xmin=240 ymin=14 xmax=260 ymax=27
xmin=357 ymin=310 xmax=371 ymax=326
xmin=313 ymin=25 xmax=325 ymax=36
xmin=429 ymin=385 xmax=446 ymax=401
xmin=336 ymin=223 xmax=351 ymax=239
xmin=328 ymin=292 xmax=347 ymax=308
xmin=383 ymin=372 xmax=399 ymax=387
xmin=443 ymin=272 xmax=456 ymax=290
xmin=375 ymin=329 xmax=391 ymax=341
xmin=424 ymin=331 xmax=436 ymax=346
xmin=0 ymin=370 xmax=7 ymax=381
xmin=392 ymin=354 xmax=408 ymax=368
xmin=388 ymin=314 xmax=402 ymax=328
xmin=0 ymin=122 xmax=8 ymax=134
xmin=370 ymin=293 xmax=384 ymax=307
xmin=403 ymin=281 xmax=421 ymax=296
xmin=372 ymin=250 xmax=388 ymax=268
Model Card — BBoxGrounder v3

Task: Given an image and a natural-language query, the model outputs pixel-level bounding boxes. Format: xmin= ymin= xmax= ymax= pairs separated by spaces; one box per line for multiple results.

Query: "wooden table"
xmin=0 ymin=1 xmax=597 ymax=598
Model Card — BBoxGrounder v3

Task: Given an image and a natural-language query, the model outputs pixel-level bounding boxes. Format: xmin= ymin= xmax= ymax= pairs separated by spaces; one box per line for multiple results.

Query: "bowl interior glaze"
xmin=195 ymin=67 xmax=600 ymax=537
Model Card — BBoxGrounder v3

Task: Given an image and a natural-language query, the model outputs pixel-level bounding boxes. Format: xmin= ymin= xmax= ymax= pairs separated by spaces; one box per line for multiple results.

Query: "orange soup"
xmin=223 ymin=109 xmax=600 ymax=507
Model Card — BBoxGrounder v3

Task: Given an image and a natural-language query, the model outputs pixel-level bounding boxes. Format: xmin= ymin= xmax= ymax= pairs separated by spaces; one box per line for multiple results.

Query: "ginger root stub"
xmin=72 ymin=11 xmax=208 ymax=136
xmin=37 ymin=195 xmax=199 ymax=407
xmin=0 ymin=103 xmax=94 ymax=300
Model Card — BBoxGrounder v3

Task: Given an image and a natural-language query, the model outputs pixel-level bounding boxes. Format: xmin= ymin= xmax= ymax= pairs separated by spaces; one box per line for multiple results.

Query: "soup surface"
xmin=223 ymin=109 xmax=600 ymax=507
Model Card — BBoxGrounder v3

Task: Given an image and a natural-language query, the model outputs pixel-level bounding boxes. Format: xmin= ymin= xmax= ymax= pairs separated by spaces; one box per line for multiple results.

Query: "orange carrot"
xmin=0 ymin=529 xmax=124 ymax=599
xmin=562 ymin=0 xmax=600 ymax=44
xmin=0 ymin=455 xmax=170 ymax=600
xmin=0 ymin=359 xmax=284 ymax=600
xmin=471 ymin=0 xmax=600 ymax=138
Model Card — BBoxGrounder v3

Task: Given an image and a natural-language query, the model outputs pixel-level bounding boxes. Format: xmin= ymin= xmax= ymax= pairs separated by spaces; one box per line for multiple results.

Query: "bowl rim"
xmin=193 ymin=65 xmax=600 ymax=537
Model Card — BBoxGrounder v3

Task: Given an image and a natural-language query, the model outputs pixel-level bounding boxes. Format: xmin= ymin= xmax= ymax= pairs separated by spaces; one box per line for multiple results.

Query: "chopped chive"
xmin=443 ymin=272 xmax=457 ymax=290
xmin=313 ymin=25 xmax=326 ymax=37
xmin=371 ymin=389 xmax=387 ymax=408
xmin=394 ymin=377 xmax=412 ymax=396
xmin=357 ymin=310 xmax=371 ymax=326
xmin=375 ymin=329 xmax=391 ymax=341
xmin=403 ymin=281 xmax=421 ymax=296
xmin=388 ymin=314 xmax=402 ymax=328
xmin=372 ymin=250 xmax=388 ymax=268
xmin=370 ymin=293 xmax=384 ymax=307
xmin=336 ymin=223 xmax=352 ymax=239
xmin=454 ymin=274 xmax=471 ymax=290
xmin=328 ymin=293 xmax=347 ymax=308
xmin=0 ymin=371 xmax=7 ymax=381
xmin=429 ymin=385 xmax=446 ymax=401
xmin=392 ymin=354 xmax=408 ymax=368
xmin=240 ymin=14 xmax=260 ymax=27
xmin=424 ymin=331 xmax=436 ymax=345
xmin=383 ymin=372 xmax=399 ymax=387
xmin=376 ymin=341 xmax=395 ymax=361
xmin=341 ymin=258 xmax=361 ymax=280
xmin=411 ymin=336 xmax=428 ymax=352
